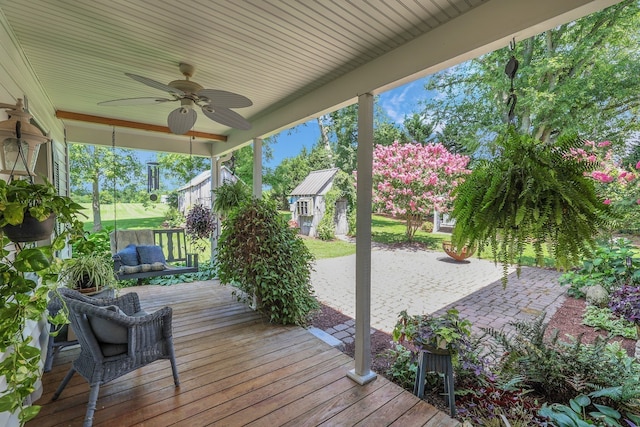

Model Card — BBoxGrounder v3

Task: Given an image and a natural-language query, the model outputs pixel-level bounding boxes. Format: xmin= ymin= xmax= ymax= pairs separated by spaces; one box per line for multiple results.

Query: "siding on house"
xmin=177 ymin=166 xmax=237 ymax=213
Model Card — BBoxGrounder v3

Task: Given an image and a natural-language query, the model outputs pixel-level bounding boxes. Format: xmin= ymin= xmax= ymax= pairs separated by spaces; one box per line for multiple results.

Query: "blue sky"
xmin=264 ymin=77 xmax=430 ymax=169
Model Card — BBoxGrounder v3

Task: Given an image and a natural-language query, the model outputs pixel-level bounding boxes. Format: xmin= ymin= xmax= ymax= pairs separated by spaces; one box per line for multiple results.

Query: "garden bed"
xmin=310 ymin=294 xmax=639 ymax=421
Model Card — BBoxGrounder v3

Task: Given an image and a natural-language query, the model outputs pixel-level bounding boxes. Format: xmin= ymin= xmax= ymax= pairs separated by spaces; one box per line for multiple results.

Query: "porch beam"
xmin=56 ymin=110 xmax=226 ymax=141
xmin=347 ymin=92 xmax=376 ymax=385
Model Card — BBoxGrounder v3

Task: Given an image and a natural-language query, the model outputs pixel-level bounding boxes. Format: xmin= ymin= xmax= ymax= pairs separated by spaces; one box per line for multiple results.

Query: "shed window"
xmin=296 ymin=198 xmax=313 ymax=216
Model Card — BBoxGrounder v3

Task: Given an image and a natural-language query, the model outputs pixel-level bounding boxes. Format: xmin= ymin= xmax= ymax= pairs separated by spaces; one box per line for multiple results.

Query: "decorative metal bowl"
xmin=442 ymin=241 xmax=475 ymax=261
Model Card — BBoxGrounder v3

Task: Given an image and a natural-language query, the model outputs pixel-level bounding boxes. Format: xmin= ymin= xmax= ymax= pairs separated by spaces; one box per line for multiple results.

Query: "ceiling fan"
xmin=99 ymin=63 xmax=252 ymax=134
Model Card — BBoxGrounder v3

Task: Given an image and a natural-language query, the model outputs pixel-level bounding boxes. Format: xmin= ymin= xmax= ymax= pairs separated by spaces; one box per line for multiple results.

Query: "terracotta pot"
xmin=2 ymin=212 xmax=55 ymax=242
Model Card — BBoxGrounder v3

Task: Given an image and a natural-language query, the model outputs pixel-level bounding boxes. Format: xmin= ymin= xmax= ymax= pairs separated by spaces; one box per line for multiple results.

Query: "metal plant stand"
xmin=413 ymin=348 xmax=456 ymax=417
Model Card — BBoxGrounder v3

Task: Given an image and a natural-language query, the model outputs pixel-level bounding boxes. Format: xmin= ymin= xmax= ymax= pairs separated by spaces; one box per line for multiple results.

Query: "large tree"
xmin=424 ymin=0 xmax=640 ymax=155
xmin=69 ymin=144 xmax=142 ymax=231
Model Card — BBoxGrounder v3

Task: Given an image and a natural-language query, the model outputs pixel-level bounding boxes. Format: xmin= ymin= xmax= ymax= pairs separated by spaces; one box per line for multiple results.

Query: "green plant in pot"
xmin=60 ymin=252 xmax=117 ymax=293
xmin=450 ymin=127 xmax=612 ymax=285
xmin=0 ymin=181 xmax=85 ymax=424
xmin=392 ymin=309 xmax=472 ymax=355
xmin=216 ymin=198 xmax=319 ymax=326
xmin=0 ymin=178 xmax=85 ymax=242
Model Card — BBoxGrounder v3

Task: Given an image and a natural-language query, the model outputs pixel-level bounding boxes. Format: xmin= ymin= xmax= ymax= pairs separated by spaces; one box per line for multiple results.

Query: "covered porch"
xmin=30 ymin=281 xmax=459 ymax=426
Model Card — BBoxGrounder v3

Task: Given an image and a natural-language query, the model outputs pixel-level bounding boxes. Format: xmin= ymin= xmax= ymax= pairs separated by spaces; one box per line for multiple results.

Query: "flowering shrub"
xmin=372 ymin=141 xmax=470 ymax=241
xmin=609 ymin=285 xmax=640 ymax=324
xmin=569 ymin=139 xmax=640 ymax=230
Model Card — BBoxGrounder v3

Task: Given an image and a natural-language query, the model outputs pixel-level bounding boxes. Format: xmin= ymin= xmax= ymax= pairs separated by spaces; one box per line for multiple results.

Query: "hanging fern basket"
xmin=450 ymin=127 xmax=612 ymax=285
xmin=2 ymin=212 xmax=55 ymax=242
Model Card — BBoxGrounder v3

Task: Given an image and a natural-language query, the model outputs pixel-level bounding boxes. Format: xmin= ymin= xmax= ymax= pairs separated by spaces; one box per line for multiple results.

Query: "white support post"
xmin=347 ymin=93 xmax=377 ymax=385
xmin=253 ymin=137 xmax=262 ymax=199
xmin=210 ymin=156 xmax=220 ymax=262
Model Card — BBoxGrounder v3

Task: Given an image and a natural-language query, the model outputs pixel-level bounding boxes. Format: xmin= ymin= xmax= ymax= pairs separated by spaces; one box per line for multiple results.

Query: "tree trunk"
xmin=317 ymin=116 xmax=335 ymax=167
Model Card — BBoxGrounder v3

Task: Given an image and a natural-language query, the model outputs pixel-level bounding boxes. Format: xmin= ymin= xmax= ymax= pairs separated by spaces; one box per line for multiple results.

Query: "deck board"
xmin=29 ymin=281 xmax=460 ymax=427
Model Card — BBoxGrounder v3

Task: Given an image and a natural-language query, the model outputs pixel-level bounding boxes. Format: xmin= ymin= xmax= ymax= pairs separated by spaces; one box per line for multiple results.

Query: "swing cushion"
xmin=136 ymin=245 xmax=167 ymax=265
xmin=115 ymin=244 xmax=140 ymax=266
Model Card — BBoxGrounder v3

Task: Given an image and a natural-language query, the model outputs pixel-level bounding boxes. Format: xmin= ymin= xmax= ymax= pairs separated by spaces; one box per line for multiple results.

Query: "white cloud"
xmin=379 ymin=79 xmax=426 ymax=124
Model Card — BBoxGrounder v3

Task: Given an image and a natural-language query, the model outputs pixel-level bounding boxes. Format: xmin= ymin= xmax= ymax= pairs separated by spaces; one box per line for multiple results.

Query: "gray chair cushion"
xmin=88 ymin=305 xmax=127 ymax=344
xmin=88 ymin=305 xmax=149 ymax=345
xmin=136 ymin=245 xmax=166 ymax=264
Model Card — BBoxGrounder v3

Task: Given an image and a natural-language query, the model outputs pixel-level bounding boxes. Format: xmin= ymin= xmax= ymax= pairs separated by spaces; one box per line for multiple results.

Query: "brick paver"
xmin=311 ymin=246 xmax=567 ymax=342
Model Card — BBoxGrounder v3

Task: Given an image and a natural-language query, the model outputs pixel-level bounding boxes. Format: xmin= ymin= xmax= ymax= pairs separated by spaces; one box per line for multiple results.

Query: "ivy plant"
xmin=451 ymin=127 xmax=612 ymax=285
xmin=216 ymin=198 xmax=319 ymax=325
xmin=0 ymin=179 xmax=84 ymax=425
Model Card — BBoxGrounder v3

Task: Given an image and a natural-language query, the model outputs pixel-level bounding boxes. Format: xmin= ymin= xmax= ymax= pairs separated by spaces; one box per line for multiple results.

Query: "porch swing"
xmin=108 ymin=127 xmax=198 ymax=281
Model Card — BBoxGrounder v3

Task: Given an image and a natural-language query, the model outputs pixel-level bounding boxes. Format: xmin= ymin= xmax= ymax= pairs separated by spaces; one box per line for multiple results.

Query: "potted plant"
xmin=0 ymin=178 xmax=85 ymax=242
xmin=0 ymin=182 xmax=85 ymax=424
xmin=450 ymin=127 xmax=611 ymax=284
xmin=216 ymin=198 xmax=319 ymax=326
xmin=60 ymin=252 xmax=117 ymax=294
xmin=392 ymin=308 xmax=472 ymax=355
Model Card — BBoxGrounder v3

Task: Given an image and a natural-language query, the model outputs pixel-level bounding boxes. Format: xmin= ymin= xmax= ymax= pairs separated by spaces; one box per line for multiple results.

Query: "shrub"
xmin=582 ymin=305 xmax=638 ymax=339
xmin=559 ymin=238 xmax=640 ymax=298
xmin=216 ymin=198 xmax=319 ymax=325
xmin=609 ymin=285 xmax=640 ymax=324
xmin=485 ymin=314 xmax=640 ymax=404
xmin=421 ymin=221 xmax=434 ymax=233
xmin=164 ymin=206 xmax=184 ymax=228
xmin=383 ymin=344 xmax=418 ymax=391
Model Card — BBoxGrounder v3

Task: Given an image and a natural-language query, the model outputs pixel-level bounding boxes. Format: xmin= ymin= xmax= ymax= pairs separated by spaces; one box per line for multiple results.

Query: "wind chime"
xmin=147 ymin=161 xmax=160 ymax=201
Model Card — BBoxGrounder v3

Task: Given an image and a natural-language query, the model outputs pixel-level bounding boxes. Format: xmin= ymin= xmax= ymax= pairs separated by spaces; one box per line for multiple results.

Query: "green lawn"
xmin=90 ymin=205 xmax=555 ymax=266
xmin=80 ymin=203 xmax=167 ymax=231
xmin=371 ymin=214 xmax=449 ymax=249
xmin=302 ymin=237 xmax=356 ymax=259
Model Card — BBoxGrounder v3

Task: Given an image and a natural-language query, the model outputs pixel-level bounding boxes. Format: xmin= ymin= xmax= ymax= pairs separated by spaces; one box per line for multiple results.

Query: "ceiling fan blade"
xmin=197 ymin=89 xmax=253 ymax=108
xmin=125 ymin=73 xmax=185 ymax=96
xmin=98 ymin=97 xmax=175 ymax=106
xmin=168 ymin=107 xmax=197 ymax=134
xmin=202 ymin=105 xmax=251 ymax=130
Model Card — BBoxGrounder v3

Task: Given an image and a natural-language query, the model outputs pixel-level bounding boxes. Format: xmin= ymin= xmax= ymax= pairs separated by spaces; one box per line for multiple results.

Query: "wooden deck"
xmin=30 ymin=281 xmax=460 ymax=427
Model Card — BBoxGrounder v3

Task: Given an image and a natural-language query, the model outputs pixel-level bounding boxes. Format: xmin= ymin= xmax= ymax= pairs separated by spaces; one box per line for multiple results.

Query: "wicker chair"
xmin=51 ymin=288 xmax=179 ymax=427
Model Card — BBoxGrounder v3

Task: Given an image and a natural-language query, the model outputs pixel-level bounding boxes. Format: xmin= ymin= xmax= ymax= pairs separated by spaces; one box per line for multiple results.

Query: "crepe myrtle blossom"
xmin=568 ymin=139 xmax=640 ymax=208
xmin=372 ymin=141 xmax=470 ymax=241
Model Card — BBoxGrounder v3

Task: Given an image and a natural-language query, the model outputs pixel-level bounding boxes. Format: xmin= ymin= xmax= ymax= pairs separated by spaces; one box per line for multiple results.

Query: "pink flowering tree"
xmin=372 ymin=141 xmax=471 ymax=241
xmin=569 ymin=140 xmax=640 ymax=230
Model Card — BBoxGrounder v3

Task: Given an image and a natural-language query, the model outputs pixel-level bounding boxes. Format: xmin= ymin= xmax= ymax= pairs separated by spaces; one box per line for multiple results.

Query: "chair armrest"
xmin=85 ymin=292 xmax=142 ymax=315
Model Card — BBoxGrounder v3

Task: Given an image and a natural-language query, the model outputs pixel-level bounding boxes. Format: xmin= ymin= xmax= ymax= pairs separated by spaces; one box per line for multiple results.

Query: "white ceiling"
xmin=0 ymin=0 xmax=622 ymax=157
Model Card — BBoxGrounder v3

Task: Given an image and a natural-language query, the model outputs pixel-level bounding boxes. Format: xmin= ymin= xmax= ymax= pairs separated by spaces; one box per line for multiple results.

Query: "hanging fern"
xmin=451 ymin=127 xmax=614 ymax=285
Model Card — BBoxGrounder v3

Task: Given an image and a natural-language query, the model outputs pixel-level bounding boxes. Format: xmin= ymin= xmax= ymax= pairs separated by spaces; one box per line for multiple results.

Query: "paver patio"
xmin=311 ymin=247 xmax=567 ymax=339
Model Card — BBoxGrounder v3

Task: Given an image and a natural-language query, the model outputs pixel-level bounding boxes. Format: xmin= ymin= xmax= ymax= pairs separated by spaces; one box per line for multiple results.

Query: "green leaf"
xmin=592 ymin=404 xmax=620 ymax=419
xmin=14 ymin=248 xmax=50 ymax=272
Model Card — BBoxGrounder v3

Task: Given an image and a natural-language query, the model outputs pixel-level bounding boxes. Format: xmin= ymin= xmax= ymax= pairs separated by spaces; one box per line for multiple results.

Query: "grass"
xmin=90 ymin=204 xmax=556 ymax=266
xmin=371 ymin=214 xmax=449 ymax=249
xmin=80 ymin=202 xmax=167 ymax=231
xmin=302 ymin=237 xmax=356 ymax=259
